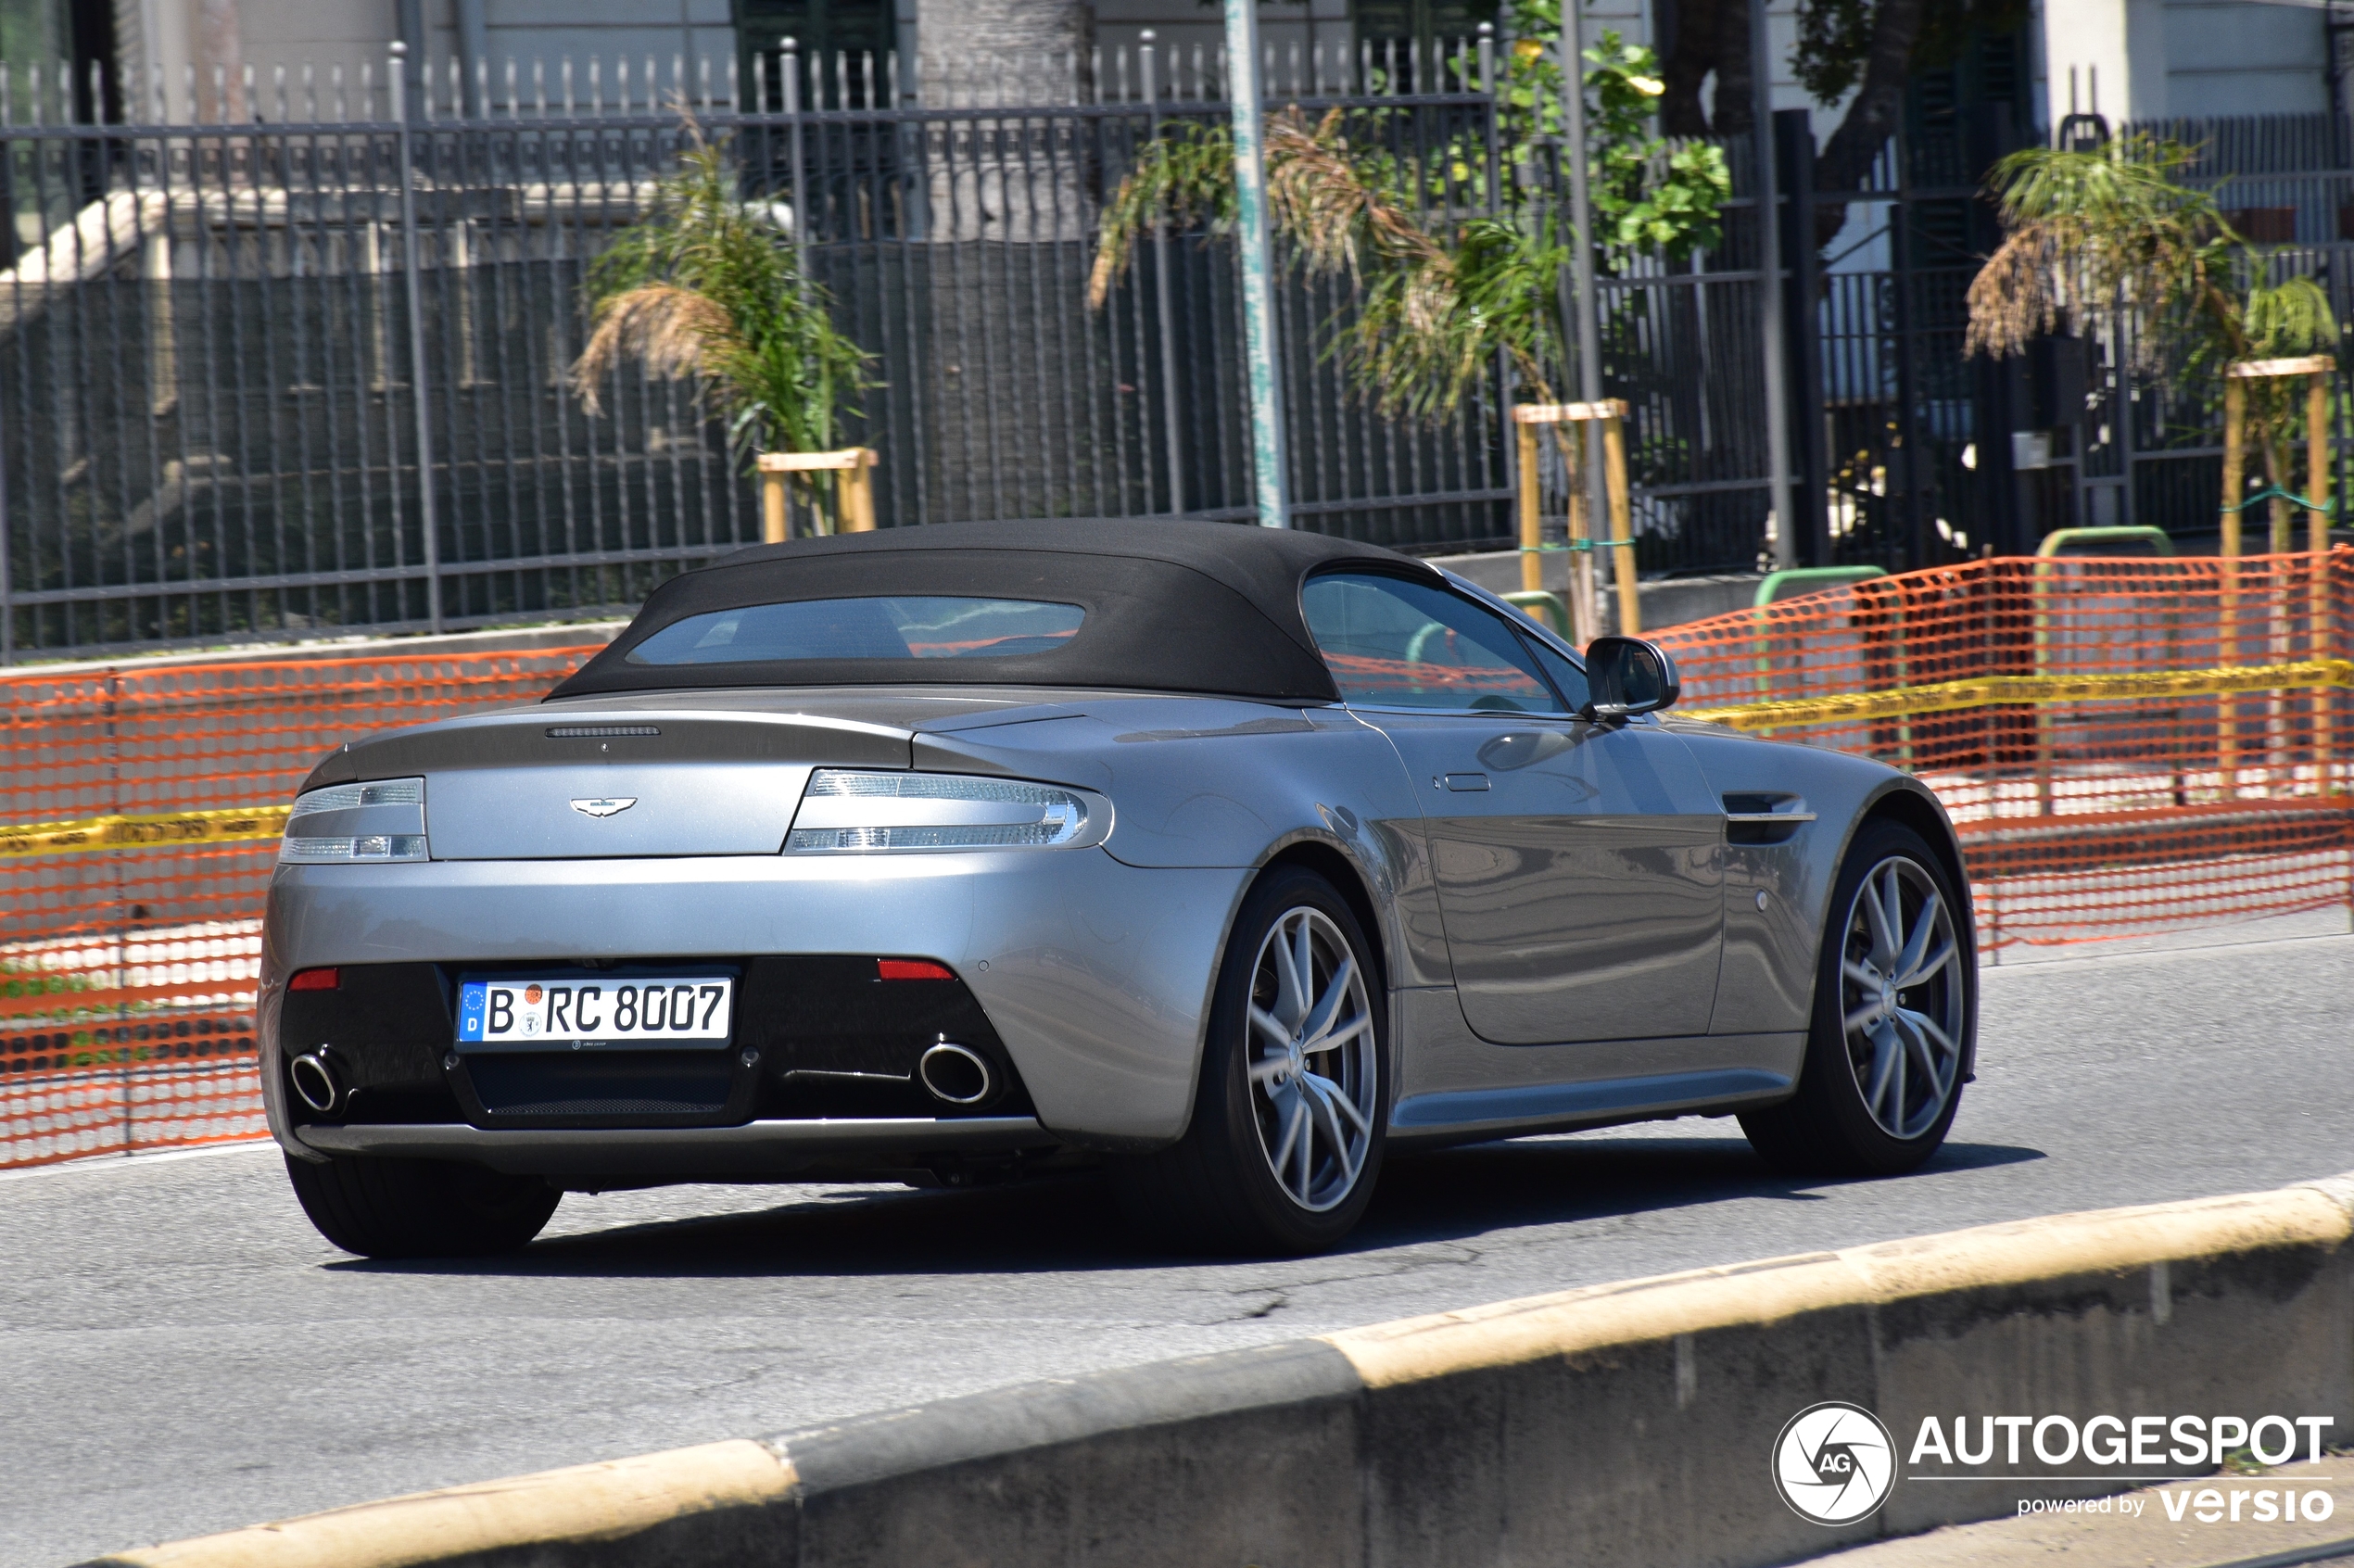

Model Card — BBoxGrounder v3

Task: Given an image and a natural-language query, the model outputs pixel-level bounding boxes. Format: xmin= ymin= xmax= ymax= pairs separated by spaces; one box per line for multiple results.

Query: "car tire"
xmin=285 ymin=1152 xmax=561 ymax=1259
xmin=1740 ymin=819 xmax=1972 ymax=1177
xmin=1108 ymin=866 xmax=1388 ymax=1256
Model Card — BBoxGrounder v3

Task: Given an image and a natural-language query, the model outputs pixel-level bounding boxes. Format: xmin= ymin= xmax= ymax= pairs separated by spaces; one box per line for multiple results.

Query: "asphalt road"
xmin=6 ymin=918 xmax=2351 ymax=1567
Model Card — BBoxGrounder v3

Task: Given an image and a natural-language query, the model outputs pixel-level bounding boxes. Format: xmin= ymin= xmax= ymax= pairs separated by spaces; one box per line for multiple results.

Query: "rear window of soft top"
xmin=626 ymin=596 xmax=1085 ymax=665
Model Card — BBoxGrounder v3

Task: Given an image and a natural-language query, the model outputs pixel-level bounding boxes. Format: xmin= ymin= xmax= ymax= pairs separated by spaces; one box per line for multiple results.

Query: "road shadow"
xmin=1359 ymin=1136 xmax=2044 ymax=1250
xmin=323 ymin=1135 xmax=2044 ymax=1282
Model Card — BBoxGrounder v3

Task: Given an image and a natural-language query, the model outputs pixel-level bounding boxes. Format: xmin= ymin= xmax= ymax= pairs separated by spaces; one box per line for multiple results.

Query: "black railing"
xmin=2 ymin=50 xmax=1564 ymax=658
xmin=2 ymin=57 xmax=2347 ymax=658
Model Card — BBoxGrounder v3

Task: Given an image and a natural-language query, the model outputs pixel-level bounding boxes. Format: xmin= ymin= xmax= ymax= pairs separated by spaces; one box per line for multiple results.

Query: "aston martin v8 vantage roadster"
xmin=261 ymin=520 xmax=1975 ymax=1258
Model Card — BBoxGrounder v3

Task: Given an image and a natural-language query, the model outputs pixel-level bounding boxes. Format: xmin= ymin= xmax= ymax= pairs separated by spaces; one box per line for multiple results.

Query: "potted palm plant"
xmin=571 ymin=126 xmax=872 ymax=537
xmin=1965 ymin=133 xmax=2339 ymax=552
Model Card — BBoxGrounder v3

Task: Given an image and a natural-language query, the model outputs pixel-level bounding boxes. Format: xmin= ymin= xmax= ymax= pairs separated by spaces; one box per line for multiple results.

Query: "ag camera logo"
xmin=1775 ymin=1401 xmax=1897 ymax=1524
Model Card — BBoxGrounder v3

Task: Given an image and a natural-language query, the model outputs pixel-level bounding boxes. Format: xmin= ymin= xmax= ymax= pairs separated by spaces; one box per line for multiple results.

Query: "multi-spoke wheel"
xmin=1741 ymin=820 xmax=1973 ymax=1176
xmin=1108 ymin=866 xmax=1387 ymax=1254
xmin=1246 ymin=907 xmax=1379 ymax=1213
xmin=1837 ymin=855 xmax=1965 ymax=1141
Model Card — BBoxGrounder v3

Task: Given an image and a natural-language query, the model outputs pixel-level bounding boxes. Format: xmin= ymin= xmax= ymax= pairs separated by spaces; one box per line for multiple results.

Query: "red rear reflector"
xmin=288 ymin=968 xmax=340 ymax=992
xmin=876 ymin=959 xmax=955 ymax=982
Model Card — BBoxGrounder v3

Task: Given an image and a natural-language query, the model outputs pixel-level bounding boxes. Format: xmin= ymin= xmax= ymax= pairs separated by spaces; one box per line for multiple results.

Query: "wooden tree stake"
xmin=2220 ymin=375 xmax=2247 ymax=788
xmin=757 ymin=449 xmax=879 ymax=541
xmin=1516 ymin=421 xmax=1543 ymax=595
xmin=2222 ymin=353 xmax=2338 ymax=796
xmin=1512 ymin=399 xmax=1632 ymax=642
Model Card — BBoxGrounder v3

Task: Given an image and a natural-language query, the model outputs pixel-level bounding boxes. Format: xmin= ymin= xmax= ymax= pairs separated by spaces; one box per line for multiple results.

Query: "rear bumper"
xmin=261 ymin=848 xmax=1251 ymax=1159
xmin=297 ymin=1116 xmax=1055 ymax=1176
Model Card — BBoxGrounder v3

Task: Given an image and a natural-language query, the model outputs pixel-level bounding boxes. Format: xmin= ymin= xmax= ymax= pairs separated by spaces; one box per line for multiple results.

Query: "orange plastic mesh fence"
xmin=4 ymin=555 xmax=2348 ymax=1170
xmin=1653 ymin=549 xmax=2353 ymax=951
xmin=1 ymin=648 xmax=600 ymax=1169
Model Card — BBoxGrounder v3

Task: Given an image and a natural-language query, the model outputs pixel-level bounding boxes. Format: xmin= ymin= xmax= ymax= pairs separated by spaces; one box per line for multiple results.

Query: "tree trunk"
xmin=916 ymin=0 xmax=1090 ymax=106
xmin=194 ymin=0 xmax=246 ymax=120
xmin=1658 ymin=0 xmax=1722 ymax=136
xmin=1709 ymin=0 xmax=1756 ymax=134
xmin=914 ymin=0 xmax=1093 ymax=240
xmin=1809 ymin=0 xmax=1928 ymax=250
xmin=907 ymin=0 xmax=1100 ymax=512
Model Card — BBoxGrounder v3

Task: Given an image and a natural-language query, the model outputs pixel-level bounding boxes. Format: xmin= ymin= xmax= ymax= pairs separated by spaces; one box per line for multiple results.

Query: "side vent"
xmin=1723 ymin=793 xmax=1816 ymax=845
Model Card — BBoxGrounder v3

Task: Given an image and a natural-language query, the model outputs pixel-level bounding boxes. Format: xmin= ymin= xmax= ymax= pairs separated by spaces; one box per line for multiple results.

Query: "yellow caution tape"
xmin=1687 ymin=659 xmax=2354 ymax=732
xmin=2 ymin=657 xmax=2348 ymax=847
xmin=0 ymin=804 xmax=292 ymax=858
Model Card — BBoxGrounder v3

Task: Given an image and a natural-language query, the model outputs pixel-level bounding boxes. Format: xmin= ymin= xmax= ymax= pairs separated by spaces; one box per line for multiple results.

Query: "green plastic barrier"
xmin=2035 ymin=526 xmax=2174 ymax=558
xmin=1502 ymin=590 xmax=1570 ymax=639
xmin=1748 ymin=566 xmax=1889 ymax=705
xmin=1753 ymin=565 xmax=1887 ymax=607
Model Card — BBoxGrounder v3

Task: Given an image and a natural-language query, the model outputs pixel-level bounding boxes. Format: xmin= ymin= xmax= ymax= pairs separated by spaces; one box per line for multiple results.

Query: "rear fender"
xmin=914 ymin=697 xmax=1444 ymax=991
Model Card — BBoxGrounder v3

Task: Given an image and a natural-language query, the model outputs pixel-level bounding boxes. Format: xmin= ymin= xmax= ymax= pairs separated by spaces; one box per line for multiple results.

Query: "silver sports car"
xmin=260 ymin=521 xmax=1975 ymax=1258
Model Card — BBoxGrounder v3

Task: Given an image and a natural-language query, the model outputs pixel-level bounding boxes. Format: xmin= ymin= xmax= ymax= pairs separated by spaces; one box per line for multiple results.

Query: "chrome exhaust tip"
xmin=918 ymin=1042 xmax=993 ymax=1106
xmin=289 ymin=1051 xmax=341 ymax=1115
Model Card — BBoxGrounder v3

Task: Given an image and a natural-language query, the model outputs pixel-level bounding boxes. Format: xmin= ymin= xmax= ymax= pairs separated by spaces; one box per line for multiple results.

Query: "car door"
xmin=1300 ymin=570 xmax=1723 ymax=1043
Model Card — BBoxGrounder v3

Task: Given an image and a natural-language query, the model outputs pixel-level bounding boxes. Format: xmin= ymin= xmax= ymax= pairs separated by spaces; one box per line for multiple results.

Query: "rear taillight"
xmin=288 ymin=967 xmax=340 ymax=992
xmin=787 ymin=770 xmax=1104 ymax=852
xmin=877 ymin=958 xmax=955 ymax=981
xmin=280 ymin=778 xmax=430 ymax=864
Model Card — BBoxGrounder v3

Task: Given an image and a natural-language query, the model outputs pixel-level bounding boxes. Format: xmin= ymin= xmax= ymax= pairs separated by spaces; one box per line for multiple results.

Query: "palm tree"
xmin=569 ymin=126 xmax=870 ymax=520
xmin=1965 ymin=134 xmax=2338 ymax=539
xmin=1090 ymin=106 xmax=1538 ymax=423
xmin=1088 ymin=9 xmax=1728 ymax=427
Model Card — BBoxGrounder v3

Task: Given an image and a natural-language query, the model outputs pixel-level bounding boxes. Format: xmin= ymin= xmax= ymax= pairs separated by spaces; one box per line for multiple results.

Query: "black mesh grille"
xmin=493 ymin=1096 xmax=728 ymax=1117
xmin=464 ymin=1054 xmax=734 ymax=1119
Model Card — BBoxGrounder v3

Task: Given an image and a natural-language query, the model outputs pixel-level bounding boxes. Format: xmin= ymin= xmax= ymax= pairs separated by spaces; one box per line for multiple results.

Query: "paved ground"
xmin=6 ymin=917 xmax=2351 ymax=1567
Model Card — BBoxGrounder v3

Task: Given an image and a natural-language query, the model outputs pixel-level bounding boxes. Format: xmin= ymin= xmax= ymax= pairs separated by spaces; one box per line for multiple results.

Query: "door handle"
xmin=1442 ymin=773 xmax=1491 ymax=792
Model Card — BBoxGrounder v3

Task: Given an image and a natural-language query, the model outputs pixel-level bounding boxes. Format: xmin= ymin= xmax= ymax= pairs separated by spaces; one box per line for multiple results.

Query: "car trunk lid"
xmin=315 ymin=709 xmax=914 ymax=860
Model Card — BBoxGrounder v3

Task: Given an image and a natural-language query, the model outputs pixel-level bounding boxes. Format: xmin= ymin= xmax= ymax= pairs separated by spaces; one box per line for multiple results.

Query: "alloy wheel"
xmin=1246 ymin=906 xmax=1378 ymax=1212
xmin=1836 ymin=855 xmax=1966 ymax=1141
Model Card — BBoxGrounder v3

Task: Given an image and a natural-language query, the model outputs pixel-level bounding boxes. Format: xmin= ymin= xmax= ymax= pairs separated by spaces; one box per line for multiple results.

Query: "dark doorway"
xmin=738 ymin=0 xmax=895 ymax=109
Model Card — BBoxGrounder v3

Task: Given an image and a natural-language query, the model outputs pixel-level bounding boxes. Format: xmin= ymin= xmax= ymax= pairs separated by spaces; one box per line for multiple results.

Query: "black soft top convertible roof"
xmin=549 ymin=518 xmax=1442 ymax=702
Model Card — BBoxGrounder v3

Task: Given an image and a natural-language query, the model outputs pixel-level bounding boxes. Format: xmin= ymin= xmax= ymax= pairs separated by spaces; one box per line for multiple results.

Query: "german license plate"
xmin=454 ymin=976 xmax=734 ymax=1051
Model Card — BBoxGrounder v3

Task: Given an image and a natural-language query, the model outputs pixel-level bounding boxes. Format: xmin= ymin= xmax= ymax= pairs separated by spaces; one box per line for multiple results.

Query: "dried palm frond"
xmin=1263 ymin=109 xmax=1447 ymax=282
xmin=1347 ymin=214 xmax=1571 ymax=423
xmin=1965 ymin=134 xmax=2235 ymax=367
xmin=1088 ymin=109 xmax=1447 ymax=310
xmin=570 ymin=284 xmax=732 ymax=414
xmin=1087 ymin=122 xmax=1238 ymax=310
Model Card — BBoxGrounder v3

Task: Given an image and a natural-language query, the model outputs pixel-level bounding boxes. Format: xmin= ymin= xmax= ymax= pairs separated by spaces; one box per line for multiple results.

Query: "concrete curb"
xmin=79 ymin=1173 xmax=2354 ymax=1568
xmin=88 ymin=1441 xmax=793 ymax=1568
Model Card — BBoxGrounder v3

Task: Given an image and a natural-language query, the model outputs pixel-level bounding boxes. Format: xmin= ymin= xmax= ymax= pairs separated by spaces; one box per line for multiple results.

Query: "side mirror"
xmin=1582 ymin=636 xmax=1680 ymax=721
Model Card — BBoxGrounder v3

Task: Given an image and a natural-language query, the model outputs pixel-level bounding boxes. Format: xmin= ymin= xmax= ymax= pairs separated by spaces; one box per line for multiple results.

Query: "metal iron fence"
xmin=1803 ymin=107 xmax=2353 ymax=575
xmin=0 ymin=45 xmax=1539 ymax=660
xmin=5 ymin=45 xmax=2348 ymax=660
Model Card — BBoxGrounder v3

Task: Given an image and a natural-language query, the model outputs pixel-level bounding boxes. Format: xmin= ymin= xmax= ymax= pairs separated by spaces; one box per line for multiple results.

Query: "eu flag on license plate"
xmin=457 ymin=981 xmax=488 ymax=1043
